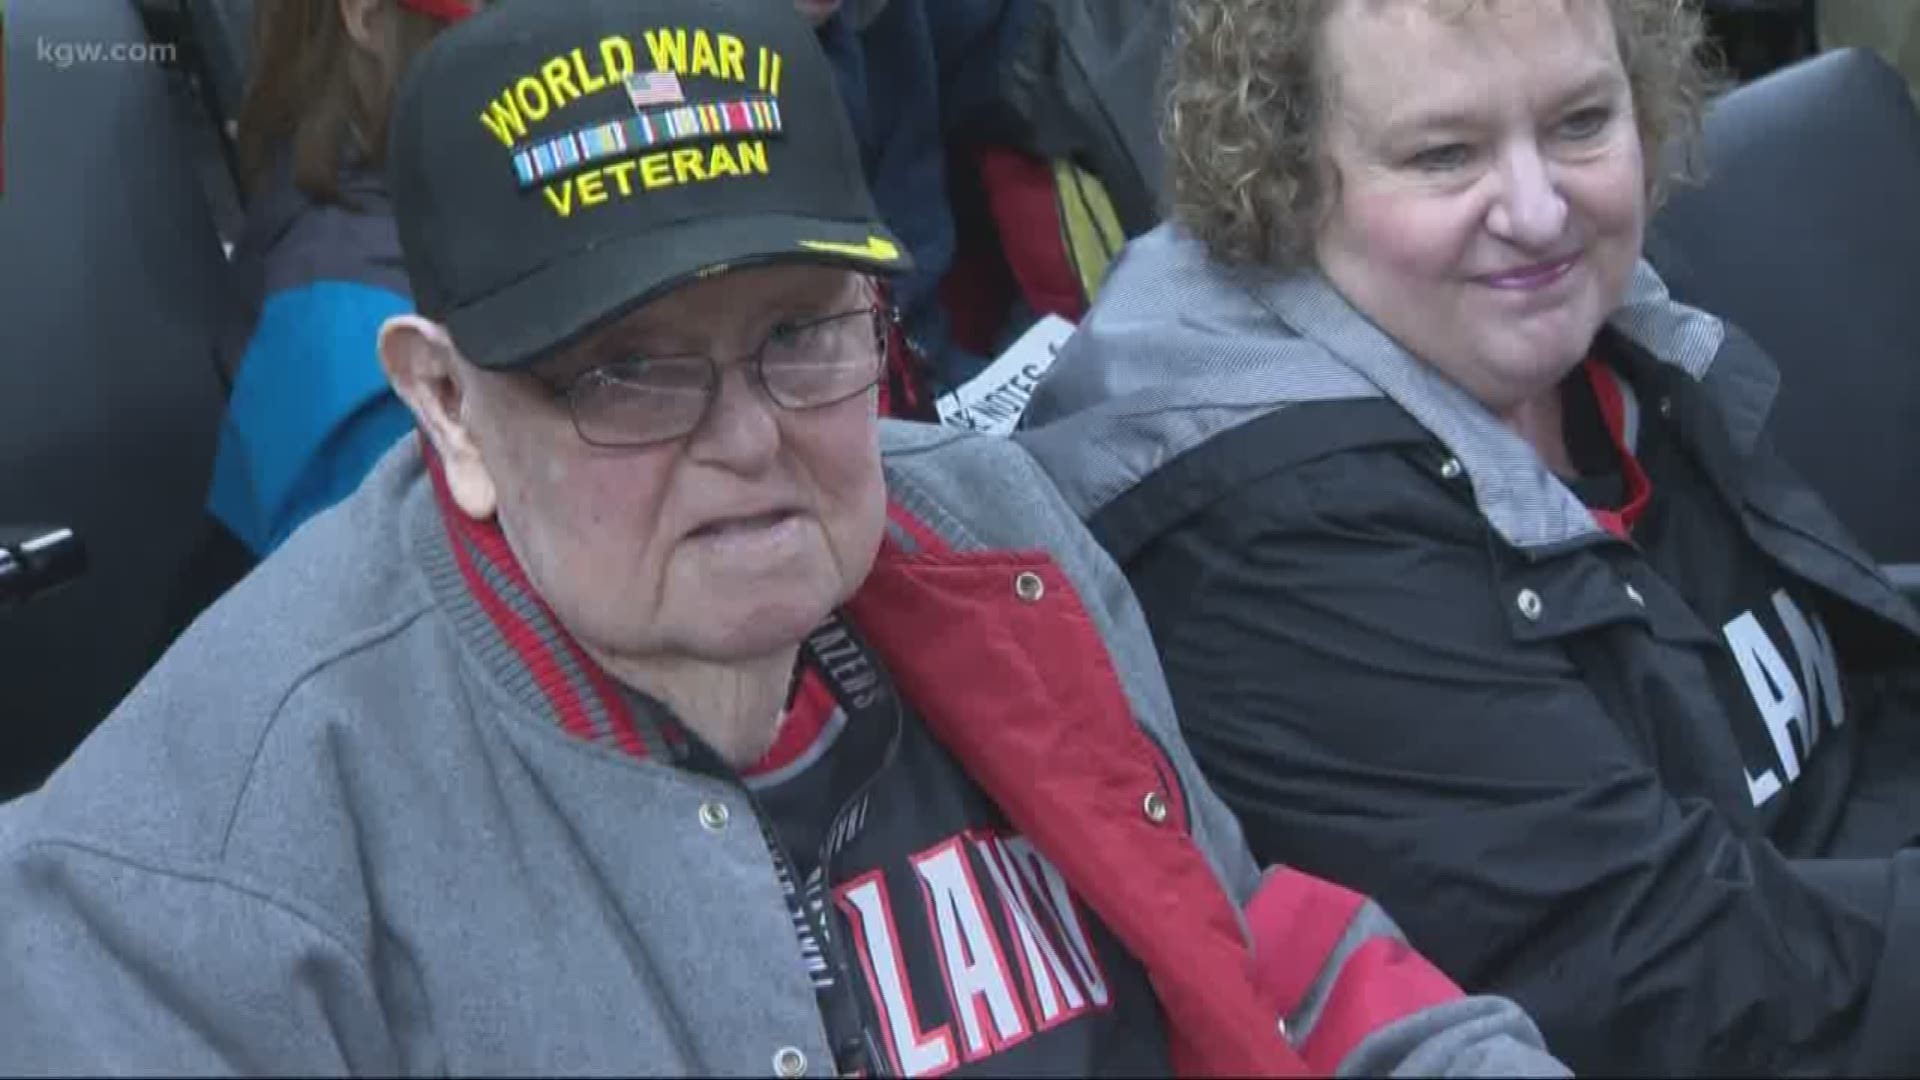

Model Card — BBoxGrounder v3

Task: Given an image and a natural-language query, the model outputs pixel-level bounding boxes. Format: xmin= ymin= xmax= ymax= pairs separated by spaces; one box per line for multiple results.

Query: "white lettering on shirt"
xmin=974 ymin=834 xmax=1095 ymax=1029
xmin=839 ymin=871 xmax=959 ymax=1076
xmin=1001 ymin=836 xmax=1110 ymax=1006
xmin=835 ymin=831 xmax=1116 ymax=1076
xmin=913 ymin=837 xmax=1031 ymax=1059
xmin=1726 ymin=588 xmax=1845 ymax=807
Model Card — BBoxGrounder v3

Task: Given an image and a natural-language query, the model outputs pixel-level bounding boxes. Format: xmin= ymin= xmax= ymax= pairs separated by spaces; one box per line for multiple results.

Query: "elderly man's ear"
xmin=379 ymin=315 xmax=499 ymax=520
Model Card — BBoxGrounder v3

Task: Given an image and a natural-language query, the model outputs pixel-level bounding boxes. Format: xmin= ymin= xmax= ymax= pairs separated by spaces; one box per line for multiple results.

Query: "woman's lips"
xmin=1478 ymin=254 xmax=1579 ymax=291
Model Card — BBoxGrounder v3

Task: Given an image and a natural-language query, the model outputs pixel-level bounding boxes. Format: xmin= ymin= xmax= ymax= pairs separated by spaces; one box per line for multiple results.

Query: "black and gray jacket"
xmin=1019 ymin=223 xmax=1920 ymax=1075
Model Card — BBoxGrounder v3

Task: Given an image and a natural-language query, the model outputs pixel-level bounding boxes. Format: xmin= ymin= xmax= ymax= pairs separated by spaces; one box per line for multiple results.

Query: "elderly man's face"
xmin=1313 ymin=0 xmax=1646 ymax=417
xmin=452 ymin=266 xmax=886 ymax=668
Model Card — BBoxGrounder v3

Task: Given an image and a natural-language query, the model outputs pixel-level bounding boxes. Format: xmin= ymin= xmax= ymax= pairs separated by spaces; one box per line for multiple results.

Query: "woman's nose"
xmin=1486 ymin=144 xmax=1569 ymax=246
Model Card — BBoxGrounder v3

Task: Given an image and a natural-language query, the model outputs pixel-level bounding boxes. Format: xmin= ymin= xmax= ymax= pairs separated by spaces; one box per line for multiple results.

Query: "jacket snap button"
xmin=1439 ymin=456 xmax=1463 ymax=480
xmin=1142 ymin=791 xmax=1170 ymax=824
xmin=1516 ymin=589 xmax=1544 ymax=622
xmin=773 ymin=1047 xmax=807 ymax=1078
xmin=1658 ymin=396 xmax=1674 ymax=418
xmin=1625 ymin=583 xmax=1645 ymax=607
xmin=698 ymin=801 xmax=730 ymax=832
xmin=1014 ymin=571 xmax=1045 ymax=602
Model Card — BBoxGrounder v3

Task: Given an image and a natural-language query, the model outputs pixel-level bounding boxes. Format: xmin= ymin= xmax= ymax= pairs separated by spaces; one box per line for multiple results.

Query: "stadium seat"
xmin=1648 ymin=48 xmax=1920 ymax=571
xmin=0 ymin=0 xmax=237 ymax=800
xmin=178 ymin=0 xmax=249 ymax=150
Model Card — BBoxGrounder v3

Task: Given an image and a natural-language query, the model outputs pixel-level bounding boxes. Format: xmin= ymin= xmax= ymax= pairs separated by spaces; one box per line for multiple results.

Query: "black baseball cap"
xmin=387 ymin=0 xmax=912 ymax=372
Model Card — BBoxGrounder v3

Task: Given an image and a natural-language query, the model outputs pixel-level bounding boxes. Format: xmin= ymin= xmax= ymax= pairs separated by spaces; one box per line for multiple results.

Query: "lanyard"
xmin=792 ymin=609 xmax=904 ymax=1076
xmin=663 ymin=610 xmax=899 ymax=1075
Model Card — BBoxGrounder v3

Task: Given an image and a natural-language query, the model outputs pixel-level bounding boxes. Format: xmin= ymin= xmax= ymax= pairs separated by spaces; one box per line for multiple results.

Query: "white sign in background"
xmin=934 ymin=315 xmax=1077 ymax=436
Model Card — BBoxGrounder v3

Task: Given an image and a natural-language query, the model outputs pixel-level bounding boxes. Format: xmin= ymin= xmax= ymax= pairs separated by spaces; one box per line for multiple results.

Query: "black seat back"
xmin=0 ymin=0 xmax=236 ymax=799
xmin=1649 ymin=48 xmax=1920 ymax=564
xmin=180 ymin=0 xmax=250 ymax=148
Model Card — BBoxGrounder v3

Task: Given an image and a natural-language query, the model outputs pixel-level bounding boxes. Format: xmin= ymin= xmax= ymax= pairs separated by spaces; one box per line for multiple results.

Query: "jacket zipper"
xmin=810 ymin=694 xmax=910 ymax=1078
xmin=735 ymin=782 xmax=891 ymax=1079
xmin=733 ymin=692 xmax=908 ymax=1079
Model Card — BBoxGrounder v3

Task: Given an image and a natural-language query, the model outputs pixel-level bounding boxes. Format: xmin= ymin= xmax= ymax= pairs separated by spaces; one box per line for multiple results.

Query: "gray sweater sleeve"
xmin=0 ymin=839 xmax=399 ymax=1075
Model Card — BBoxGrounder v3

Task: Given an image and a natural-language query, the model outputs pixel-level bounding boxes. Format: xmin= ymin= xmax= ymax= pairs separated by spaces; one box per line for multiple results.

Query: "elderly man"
xmin=0 ymin=1 xmax=1566 ymax=1075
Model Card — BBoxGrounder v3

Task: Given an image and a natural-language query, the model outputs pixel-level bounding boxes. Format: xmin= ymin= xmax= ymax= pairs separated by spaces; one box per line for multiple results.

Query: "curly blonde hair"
xmin=1163 ymin=0 xmax=1726 ymax=269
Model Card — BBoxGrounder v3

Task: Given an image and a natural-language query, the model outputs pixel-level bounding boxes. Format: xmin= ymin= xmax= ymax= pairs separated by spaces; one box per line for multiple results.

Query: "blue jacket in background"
xmin=207 ymin=159 xmax=415 ymax=557
xmin=816 ymin=0 xmax=1033 ymax=391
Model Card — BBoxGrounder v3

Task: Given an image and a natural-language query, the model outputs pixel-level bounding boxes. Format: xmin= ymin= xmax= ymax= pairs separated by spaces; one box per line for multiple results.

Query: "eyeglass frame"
xmin=524 ymin=303 xmax=896 ymax=449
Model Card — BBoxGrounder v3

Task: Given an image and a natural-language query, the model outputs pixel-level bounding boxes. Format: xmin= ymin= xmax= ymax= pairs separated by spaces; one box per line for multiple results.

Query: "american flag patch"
xmin=624 ymin=69 xmax=684 ymax=110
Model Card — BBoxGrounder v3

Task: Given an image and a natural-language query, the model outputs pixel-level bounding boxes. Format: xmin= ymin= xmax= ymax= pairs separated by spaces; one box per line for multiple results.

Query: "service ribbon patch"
xmin=512 ymin=95 xmax=783 ymax=189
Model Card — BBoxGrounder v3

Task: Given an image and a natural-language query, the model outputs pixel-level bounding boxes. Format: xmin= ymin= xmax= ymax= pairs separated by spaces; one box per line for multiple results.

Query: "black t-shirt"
xmin=747 ymin=615 xmax=1172 ymax=1078
xmin=1562 ymin=359 xmax=1856 ymax=852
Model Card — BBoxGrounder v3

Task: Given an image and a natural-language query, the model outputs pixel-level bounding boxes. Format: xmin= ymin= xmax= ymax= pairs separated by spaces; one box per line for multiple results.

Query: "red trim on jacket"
xmin=1246 ymin=870 xmax=1457 ymax=1071
xmin=745 ymin=666 xmax=837 ymax=778
xmin=396 ymin=0 xmax=473 ymax=21
xmin=1246 ymin=868 xmax=1364 ymax=1018
xmin=1305 ymin=936 xmax=1458 ymax=1071
xmin=885 ymin=502 xmax=949 ymax=555
xmin=425 ymin=444 xmax=648 ymax=757
xmin=847 ymin=527 xmax=1309 ymax=1075
xmin=1581 ymin=358 xmax=1653 ymax=540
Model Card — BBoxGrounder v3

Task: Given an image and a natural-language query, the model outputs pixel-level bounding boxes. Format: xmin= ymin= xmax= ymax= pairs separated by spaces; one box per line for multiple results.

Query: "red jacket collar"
xmin=852 ymin=510 xmax=1306 ymax=1076
xmin=424 ymin=440 xmax=660 ymax=757
xmin=1580 ymin=356 xmax=1653 ymax=540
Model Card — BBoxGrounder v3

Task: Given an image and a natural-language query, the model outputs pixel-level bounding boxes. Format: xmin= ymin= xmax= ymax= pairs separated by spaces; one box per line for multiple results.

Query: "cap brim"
xmin=443 ymin=212 xmax=914 ymax=372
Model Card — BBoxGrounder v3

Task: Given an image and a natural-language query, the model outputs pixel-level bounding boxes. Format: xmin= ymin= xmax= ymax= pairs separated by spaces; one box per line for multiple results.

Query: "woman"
xmin=1023 ymin=0 xmax=1920 ymax=1074
xmin=0 ymin=1 xmax=1565 ymax=1074
xmin=206 ymin=0 xmax=474 ymax=558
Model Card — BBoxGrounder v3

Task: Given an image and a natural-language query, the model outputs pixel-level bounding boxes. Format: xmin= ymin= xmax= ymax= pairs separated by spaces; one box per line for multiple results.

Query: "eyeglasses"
xmin=532 ymin=307 xmax=889 ymax=449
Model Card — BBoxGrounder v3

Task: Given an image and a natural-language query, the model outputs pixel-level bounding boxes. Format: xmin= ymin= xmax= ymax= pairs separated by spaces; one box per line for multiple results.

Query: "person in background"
xmin=1023 ymin=0 xmax=1920 ymax=1074
xmin=1820 ymin=0 xmax=1920 ymax=106
xmin=795 ymin=0 xmax=1033 ymax=394
xmin=207 ymin=0 xmax=475 ymax=558
xmin=0 ymin=2 xmax=1571 ymax=1074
